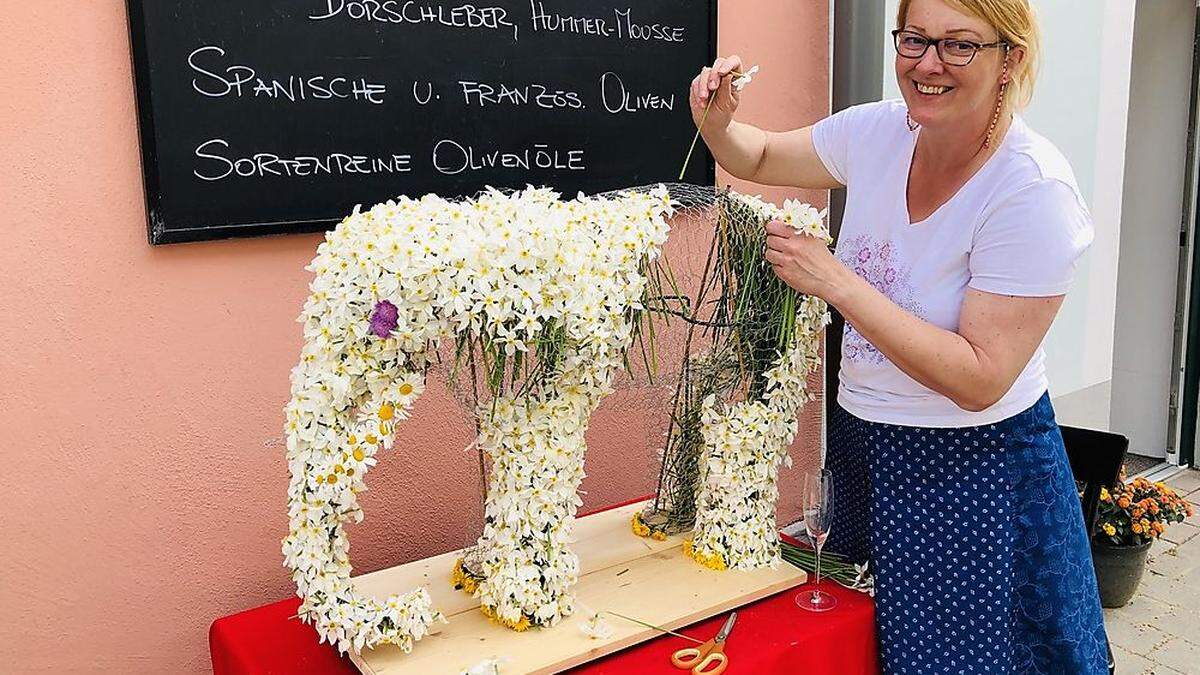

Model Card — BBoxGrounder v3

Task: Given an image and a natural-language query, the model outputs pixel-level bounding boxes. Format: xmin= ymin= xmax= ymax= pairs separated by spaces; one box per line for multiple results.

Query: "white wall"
xmin=1110 ymin=0 xmax=1196 ymax=458
xmin=880 ymin=0 xmax=1136 ymax=427
xmin=1035 ymin=1 xmax=1134 ymax=424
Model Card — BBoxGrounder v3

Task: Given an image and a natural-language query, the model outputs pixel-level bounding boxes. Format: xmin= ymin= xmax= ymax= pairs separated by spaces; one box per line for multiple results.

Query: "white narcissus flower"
xmin=849 ymin=561 xmax=876 ymax=596
xmin=580 ymin=612 xmax=615 ymax=640
xmin=732 ymin=65 xmax=760 ymax=91
xmin=461 ymin=657 xmax=505 ymax=675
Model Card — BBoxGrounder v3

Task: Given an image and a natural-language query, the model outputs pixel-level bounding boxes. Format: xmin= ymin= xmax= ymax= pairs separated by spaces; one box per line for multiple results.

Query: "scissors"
xmin=670 ymin=612 xmax=737 ymax=675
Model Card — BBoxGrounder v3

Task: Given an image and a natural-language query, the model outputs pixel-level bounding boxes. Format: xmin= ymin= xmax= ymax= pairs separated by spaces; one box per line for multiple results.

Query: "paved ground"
xmin=1106 ymin=468 xmax=1200 ymax=674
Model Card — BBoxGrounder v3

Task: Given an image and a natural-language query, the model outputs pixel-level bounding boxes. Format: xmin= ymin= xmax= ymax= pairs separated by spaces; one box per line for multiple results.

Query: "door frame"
xmin=1169 ymin=8 xmax=1200 ymax=469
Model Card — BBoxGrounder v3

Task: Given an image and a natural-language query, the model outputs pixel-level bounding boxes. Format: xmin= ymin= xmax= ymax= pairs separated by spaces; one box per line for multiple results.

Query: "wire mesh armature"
xmin=626 ymin=184 xmax=815 ymax=535
xmin=423 ymin=182 xmax=816 ymax=536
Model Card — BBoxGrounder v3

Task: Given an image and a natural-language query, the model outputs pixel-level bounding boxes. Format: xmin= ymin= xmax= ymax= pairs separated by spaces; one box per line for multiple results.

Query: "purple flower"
xmin=369 ymin=300 xmax=399 ymax=338
xmin=884 ymin=268 xmax=897 ymax=285
xmin=878 ymin=243 xmax=892 ymax=261
xmin=857 ymin=247 xmax=872 ymax=263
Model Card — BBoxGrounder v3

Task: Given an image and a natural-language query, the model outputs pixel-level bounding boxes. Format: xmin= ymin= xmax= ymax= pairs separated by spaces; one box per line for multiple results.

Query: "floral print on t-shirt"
xmin=837 ymin=234 xmax=925 ymax=364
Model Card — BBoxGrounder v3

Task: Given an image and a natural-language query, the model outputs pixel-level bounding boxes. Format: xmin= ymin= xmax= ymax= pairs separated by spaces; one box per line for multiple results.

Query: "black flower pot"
xmin=1091 ymin=539 xmax=1152 ymax=608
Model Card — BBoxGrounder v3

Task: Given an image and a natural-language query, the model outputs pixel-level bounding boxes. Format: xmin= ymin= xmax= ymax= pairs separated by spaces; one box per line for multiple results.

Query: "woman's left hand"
xmin=764 ymin=219 xmax=847 ymax=302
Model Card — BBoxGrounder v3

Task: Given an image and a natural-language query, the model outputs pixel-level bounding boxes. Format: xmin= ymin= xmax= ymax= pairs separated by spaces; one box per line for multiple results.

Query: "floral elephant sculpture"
xmin=281 ymin=183 xmax=827 ymax=655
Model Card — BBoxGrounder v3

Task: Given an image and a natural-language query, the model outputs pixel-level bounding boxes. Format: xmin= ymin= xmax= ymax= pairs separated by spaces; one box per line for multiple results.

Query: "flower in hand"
xmin=732 ymin=65 xmax=760 ymax=91
xmin=764 ymin=219 xmax=846 ymax=300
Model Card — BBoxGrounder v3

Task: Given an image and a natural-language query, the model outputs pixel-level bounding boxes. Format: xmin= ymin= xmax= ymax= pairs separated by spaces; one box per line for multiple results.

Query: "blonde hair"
xmin=897 ymin=0 xmax=1040 ymax=111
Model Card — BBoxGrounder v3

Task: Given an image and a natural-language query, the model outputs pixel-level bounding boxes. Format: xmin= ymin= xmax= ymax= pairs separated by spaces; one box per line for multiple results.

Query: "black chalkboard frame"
xmin=126 ymin=1 xmax=719 ymax=245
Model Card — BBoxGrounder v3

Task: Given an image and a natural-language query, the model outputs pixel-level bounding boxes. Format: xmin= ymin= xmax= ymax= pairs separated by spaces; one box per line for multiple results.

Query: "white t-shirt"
xmin=811 ymin=99 xmax=1093 ymax=428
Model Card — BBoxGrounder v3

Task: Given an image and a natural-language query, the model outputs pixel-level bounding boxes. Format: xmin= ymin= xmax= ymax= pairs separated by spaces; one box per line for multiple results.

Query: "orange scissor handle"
xmin=692 ymin=651 xmax=728 ymax=675
xmin=671 ymin=639 xmax=728 ymax=675
xmin=671 ymin=646 xmax=703 ymax=669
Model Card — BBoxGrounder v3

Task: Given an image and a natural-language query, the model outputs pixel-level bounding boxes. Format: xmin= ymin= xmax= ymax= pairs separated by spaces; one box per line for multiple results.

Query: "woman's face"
xmin=896 ymin=0 xmax=1009 ymax=130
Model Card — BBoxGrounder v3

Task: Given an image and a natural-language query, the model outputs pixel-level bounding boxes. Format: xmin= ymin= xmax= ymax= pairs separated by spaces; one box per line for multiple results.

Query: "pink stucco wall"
xmin=0 ymin=2 xmax=828 ymax=672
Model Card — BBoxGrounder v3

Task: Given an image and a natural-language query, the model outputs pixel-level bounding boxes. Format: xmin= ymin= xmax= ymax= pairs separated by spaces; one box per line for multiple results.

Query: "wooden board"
xmin=349 ymin=500 xmax=806 ymax=674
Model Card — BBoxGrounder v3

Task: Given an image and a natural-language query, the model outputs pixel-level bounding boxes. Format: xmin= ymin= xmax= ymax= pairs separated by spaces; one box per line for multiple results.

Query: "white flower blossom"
xmin=460 ymin=657 xmax=506 ymax=675
xmin=580 ymin=612 xmax=615 ymax=640
xmin=732 ymin=65 xmax=760 ymax=91
xmin=848 ymin=561 xmax=876 ymax=597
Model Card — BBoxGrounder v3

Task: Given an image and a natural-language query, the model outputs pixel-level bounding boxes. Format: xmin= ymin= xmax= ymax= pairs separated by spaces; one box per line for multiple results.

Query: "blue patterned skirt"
xmin=826 ymin=393 xmax=1109 ymax=674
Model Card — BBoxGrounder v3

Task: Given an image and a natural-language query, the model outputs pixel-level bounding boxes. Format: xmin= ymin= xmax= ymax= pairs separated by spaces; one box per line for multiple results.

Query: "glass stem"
xmin=815 ymin=545 xmax=822 ymax=587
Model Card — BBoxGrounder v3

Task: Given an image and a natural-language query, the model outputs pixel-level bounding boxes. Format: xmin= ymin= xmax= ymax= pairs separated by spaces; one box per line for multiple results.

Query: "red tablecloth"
xmin=211 ymin=579 xmax=876 ymax=675
xmin=211 ymin=497 xmax=878 ymax=674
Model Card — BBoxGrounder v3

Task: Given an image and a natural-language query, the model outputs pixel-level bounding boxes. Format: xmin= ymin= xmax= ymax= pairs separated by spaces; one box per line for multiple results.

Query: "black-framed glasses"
xmin=892 ymin=29 xmax=1008 ymax=66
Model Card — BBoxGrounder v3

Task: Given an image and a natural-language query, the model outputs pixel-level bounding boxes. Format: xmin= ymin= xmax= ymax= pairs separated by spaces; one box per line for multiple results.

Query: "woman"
xmin=690 ymin=0 xmax=1109 ymax=672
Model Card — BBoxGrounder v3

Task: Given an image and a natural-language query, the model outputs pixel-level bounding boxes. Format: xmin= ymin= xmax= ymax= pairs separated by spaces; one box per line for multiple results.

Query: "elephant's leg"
xmin=455 ymin=392 xmax=592 ymax=630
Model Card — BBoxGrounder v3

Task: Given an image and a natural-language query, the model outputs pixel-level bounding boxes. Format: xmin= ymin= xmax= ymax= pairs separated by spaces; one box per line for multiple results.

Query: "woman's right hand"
xmin=689 ymin=55 xmax=744 ymax=131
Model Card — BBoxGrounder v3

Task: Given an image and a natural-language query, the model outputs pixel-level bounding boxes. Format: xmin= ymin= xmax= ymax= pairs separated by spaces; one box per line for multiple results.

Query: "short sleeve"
xmin=968 ymin=179 xmax=1094 ymax=297
xmin=811 ymin=101 xmax=895 ymax=187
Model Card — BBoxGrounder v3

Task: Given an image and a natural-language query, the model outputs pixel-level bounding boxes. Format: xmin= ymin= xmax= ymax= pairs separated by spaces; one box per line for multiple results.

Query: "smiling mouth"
xmin=913 ymin=81 xmax=953 ymax=96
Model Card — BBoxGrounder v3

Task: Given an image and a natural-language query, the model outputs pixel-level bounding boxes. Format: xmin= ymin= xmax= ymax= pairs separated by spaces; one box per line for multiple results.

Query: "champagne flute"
xmin=796 ymin=468 xmax=837 ymax=612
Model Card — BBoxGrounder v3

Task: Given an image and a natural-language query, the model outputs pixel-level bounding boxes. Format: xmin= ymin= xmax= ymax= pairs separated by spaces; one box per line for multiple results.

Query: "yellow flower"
xmin=450 ymin=558 xmax=480 ymax=594
xmin=479 ymin=602 xmax=532 ymax=632
xmin=630 ymin=513 xmax=651 ymax=538
xmin=682 ymin=538 xmax=728 ymax=571
xmin=1100 ymin=487 xmax=1111 ymax=502
xmin=1103 ymin=523 xmax=1116 ymax=537
xmin=378 ymin=403 xmax=395 ymax=421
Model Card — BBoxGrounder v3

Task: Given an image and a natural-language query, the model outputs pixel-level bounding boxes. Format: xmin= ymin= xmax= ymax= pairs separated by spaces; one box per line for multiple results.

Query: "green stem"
xmin=678 ymin=71 xmax=749 ymax=181
xmin=780 ymin=541 xmax=859 ymax=585
xmin=604 ymin=611 xmax=703 ymax=644
xmin=679 ymin=95 xmax=715 ymax=181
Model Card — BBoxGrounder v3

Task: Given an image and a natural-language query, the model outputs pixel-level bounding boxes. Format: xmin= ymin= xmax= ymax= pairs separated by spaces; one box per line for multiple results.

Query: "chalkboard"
xmin=126 ymin=1 xmax=717 ymax=244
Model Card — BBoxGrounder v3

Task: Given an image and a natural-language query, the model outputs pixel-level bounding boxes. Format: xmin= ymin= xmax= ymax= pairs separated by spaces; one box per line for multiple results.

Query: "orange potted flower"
xmin=1091 ymin=469 xmax=1194 ymax=607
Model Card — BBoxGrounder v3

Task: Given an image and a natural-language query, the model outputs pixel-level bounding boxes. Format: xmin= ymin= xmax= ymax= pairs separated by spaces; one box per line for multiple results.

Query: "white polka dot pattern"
xmin=824 ymin=394 xmax=1109 ymax=674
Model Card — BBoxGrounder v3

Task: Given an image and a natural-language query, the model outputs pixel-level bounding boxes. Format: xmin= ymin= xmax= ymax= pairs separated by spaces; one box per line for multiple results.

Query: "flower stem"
xmin=604 ymin=610 xmax=703 ymax=643
xmin=679 ymin=94 xmax=715 ymax=181
xmin=678 ymin=70 xmax=748 ymax=181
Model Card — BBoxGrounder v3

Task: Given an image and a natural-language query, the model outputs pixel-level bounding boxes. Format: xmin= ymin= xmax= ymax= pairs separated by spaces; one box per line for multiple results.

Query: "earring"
xmin=906 ymin=112 xmax=920 ymax=132
xmin=983 ymin=53 xmax=1010 ymax=150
